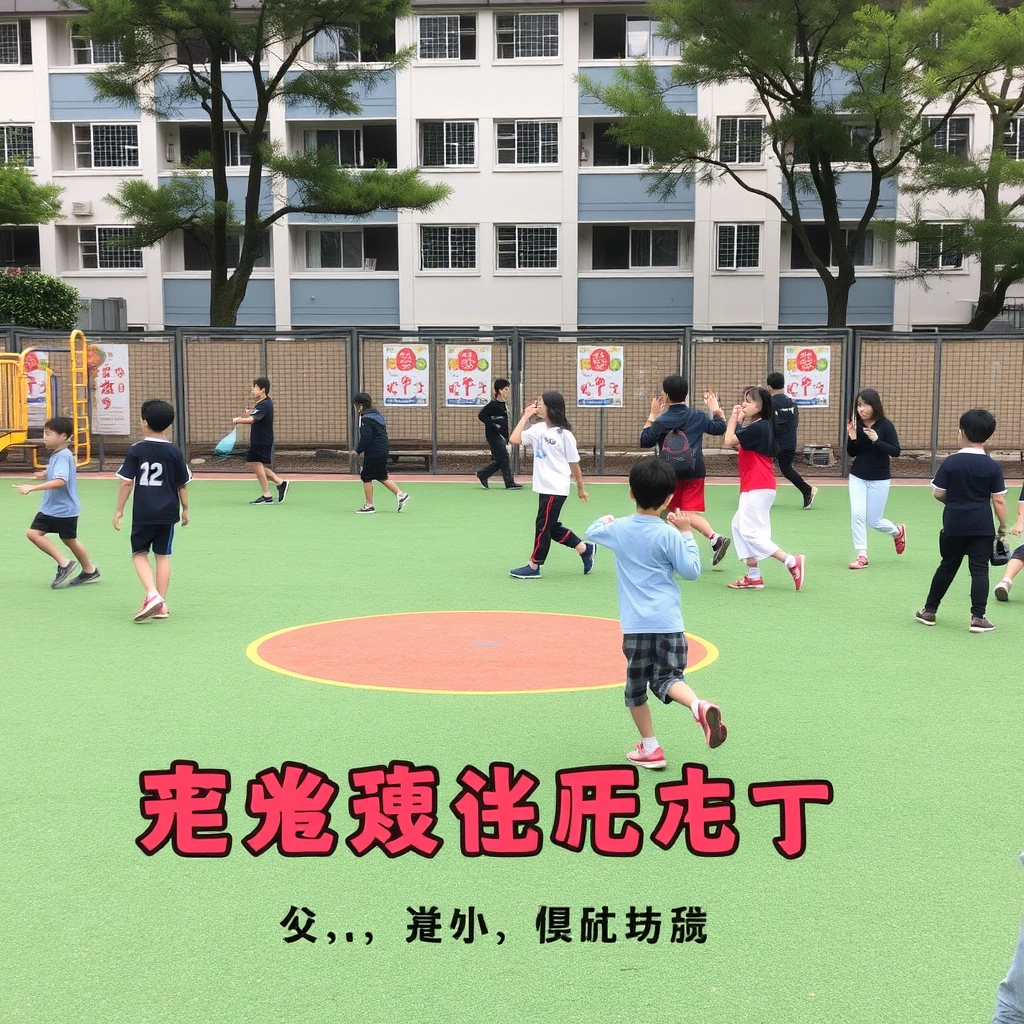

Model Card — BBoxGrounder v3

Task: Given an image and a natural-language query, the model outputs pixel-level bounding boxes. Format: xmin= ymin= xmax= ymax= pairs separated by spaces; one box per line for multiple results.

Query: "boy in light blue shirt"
xmin=13 ymin=416 xmax=99 ymax=589
xmin=587 ymin=458 xmax=726 ymax=768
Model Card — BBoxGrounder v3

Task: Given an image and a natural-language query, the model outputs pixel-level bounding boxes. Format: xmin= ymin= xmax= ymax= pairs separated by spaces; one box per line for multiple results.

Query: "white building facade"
xmin=0 ymin=0 xmax=1014 ymax=331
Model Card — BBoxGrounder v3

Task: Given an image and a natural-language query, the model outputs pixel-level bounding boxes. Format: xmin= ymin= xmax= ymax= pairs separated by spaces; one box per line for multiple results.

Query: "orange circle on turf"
xmin=247 ymin=612 xmax=717 ymax=694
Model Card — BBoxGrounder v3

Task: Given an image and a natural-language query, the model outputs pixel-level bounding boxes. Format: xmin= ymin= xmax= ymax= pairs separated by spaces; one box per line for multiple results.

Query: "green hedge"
xmin=0 ymin=270 xmax=80 ymax=331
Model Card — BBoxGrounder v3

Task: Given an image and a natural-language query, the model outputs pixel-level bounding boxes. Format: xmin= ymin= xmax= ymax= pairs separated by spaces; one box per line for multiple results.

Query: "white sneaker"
xmin=355 ymin=503 xmax=376 ymax=514
xmin=397 ymin=491 xmax=410 ymax=512
xmin=995 ymin=578 xmax=1012 ymax=602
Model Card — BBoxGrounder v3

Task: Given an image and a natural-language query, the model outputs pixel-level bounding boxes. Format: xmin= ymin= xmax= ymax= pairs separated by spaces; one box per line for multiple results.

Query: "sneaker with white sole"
xmin=970 ymin=617 xmax=996 ymax=633
xmin=915 ymin=608 xmax=937 ymax=626
xmin=894 ymin=524 xmax=907 ymax=555
xmin=848 ymin=555 xmax=869 ymax=570
xmin=581 ymin=543 xmax=596 ymax=575
xmin=995 ymin=578 xmax=1012 ymax=602
xmin=355 ymin=503 xmax=375 ymax=514
xmin=789 ymin=554 xmax=806 ymax=591
xmin=397 ymin=491 xmax=410 ymax=512
xmin=626 ymin=743 xmax=667 ymax=770
xmin=696 ymin=701 xmax=727 ymax=749
xmin=277 ymin=481 xmax=290 ymax=503
xmin=711 ymin=535 xmax=731 ymax=566
xmin=803 ymin=486 xmax=818 ymax=509
xmin=52 ymin=560 xmax=78 ymax=589
xmin=152 ymin=604 xmax=169 ymax=619
xmin=728 ymin=575 xmax=764 ymax=590
xmin=68 ymin=567 xmax=100 ymax=586
xmin=134 ymin=593 xmax=164 ymax=621
xmin=509 ymin=564 xmax=541 ymax=579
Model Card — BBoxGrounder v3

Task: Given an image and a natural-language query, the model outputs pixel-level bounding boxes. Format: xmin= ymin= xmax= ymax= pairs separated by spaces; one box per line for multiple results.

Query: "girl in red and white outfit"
xmin=723 ymin=386 xmax=805 ymax=591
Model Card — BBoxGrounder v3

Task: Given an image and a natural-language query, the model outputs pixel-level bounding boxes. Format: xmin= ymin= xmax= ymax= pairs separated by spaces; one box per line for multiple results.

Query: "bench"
xmin=387 ymin=438 xmax=599 ymax=471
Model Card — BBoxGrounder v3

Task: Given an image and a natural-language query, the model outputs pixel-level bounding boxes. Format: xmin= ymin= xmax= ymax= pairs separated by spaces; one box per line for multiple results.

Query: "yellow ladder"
xmin=69 ymin=329 xmax=91 ymax=467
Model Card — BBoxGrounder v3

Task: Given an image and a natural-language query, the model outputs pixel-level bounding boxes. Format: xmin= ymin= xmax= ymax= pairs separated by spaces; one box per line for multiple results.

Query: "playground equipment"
xmin=0 ymin=330 xmax=91 ymax=467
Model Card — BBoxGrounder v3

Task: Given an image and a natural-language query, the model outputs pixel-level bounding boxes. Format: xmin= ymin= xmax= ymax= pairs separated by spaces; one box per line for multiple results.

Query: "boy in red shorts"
xmin=640 ymin=375 xmax=731 ymax=566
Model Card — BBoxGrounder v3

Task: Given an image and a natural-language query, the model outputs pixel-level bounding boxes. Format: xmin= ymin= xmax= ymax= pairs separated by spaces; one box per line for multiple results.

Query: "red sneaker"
xmin=789 ymin=554 xmax=806 ymax=591
xmin=152 ymin=604 xmax=169 ymax=619
xmin=727 ymin=575 xmax=764 ymax=590
xmin=848 ymin=555 xmax=869 ymax=570
xmin=894 ymin=524 xmax=907 ymax=555
xmin=696 ymin=701 xmax=727 ymax=749
xmin=134 ymin=593 xmax=164 ymax=622
xmin=626 ymin=743 xmax=667 ymax=769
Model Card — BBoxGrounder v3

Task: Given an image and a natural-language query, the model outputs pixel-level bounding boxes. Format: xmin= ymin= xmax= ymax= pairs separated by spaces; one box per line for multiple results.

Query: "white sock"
xmin=641 ymin=736 xmax=660 ymax=753
xmin=783 ymin=554 xmax=796 ymax=569
xmin=689 ymin=698 xmax=701 ymax=721
xmin=747 ymin=565 xmax=762 ymax=580
xmin=1001 ymin=577 xmax=1012 ymax=587
xmin=709 ymin=532 xmax=719 ymax=543
xmin=147 ymin=590 xmax=160 ymax=599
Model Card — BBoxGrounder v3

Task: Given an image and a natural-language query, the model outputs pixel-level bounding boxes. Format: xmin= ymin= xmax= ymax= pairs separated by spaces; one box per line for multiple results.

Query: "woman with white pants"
xmin=846 ymin=388 xmax=906 ymax=569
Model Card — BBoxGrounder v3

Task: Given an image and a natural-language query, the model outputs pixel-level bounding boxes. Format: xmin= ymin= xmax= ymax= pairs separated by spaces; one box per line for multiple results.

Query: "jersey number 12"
xmin=139 ymin=461 xmax=164 ymax=487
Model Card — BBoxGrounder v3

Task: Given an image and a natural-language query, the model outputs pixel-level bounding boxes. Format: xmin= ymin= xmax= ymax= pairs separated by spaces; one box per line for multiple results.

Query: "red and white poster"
xmin=577 ymin=345 xmax=624 ymax=407
xmin=784 ymin=345 xmax=831 ymax=407
xmin=445 ymin=345 xmax=491 ymax=407
xmin=383 ymin=343 xmax=429 ymax=407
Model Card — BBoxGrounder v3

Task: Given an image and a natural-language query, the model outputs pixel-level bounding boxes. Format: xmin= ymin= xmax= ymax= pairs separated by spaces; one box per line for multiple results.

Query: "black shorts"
xmin=622 ymin=632 xmax=689 ymax=707
xmin=131 ymin=523 xmax=175 ymax=556
xmin=245 ymin=446 xmax=273 ymax=465
xmin=360 ymin=455 xmax=389 ymax=483
xmin=30 ymin=513 xmax=78 ymax=540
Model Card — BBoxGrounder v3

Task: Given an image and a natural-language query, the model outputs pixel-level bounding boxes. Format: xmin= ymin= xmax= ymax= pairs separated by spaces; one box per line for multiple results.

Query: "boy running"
xmin=114 ymin=400 xmax=191 ymax=621
xmin=13 ymin=416 xmax=99 ymax=587
xmin=233 ymin=377 xmax=289 ymax=505
xmin=351 ymin=392 xmax=409 ymax=514
xmin=767 ymin=372 xmax=816 ymax=508
xmin=586 ymin=458 xmax=727 ymax=769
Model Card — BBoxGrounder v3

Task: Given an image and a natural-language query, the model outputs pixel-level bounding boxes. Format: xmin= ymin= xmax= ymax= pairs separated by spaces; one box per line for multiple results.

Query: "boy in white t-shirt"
xmin=508 ymin=391 xmax=593 ymax=579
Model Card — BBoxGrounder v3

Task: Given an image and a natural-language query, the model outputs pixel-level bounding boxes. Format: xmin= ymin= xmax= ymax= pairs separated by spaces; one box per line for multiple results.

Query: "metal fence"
xmin=0 ymin=325 xmax=1021 ymax=478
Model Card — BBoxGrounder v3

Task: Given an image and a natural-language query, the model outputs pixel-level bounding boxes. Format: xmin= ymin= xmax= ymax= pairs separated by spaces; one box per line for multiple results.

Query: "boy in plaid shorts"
xmin=586 ymin=458 xmax=727 ymax=768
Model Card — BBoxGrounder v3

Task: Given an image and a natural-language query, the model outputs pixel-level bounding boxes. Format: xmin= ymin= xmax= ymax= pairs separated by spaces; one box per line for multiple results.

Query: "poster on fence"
xmin=88 ymin=343 xmax=131 ymax=434
xmin=445 ymin=345 xmax=491 ymax=407
xmin=383 ymin=344 xmax=429 ymax=407
xmin=577 ymin=345 xmax=624 ymax=407
xmin=784 ymin=345 xmax=831 ymax=407
xmin=24 ymin=350 xmax=51 ymax=428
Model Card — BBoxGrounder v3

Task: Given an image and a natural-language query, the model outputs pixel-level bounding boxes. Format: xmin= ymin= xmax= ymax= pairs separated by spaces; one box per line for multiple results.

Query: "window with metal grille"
xmin=591 ymin=226 xmax=679 ymax=269
xmin=0 ymin=126 xmax=34 ymax=166
xmin=592 ymin=14 xmax=679 ymax=59
xmin=418 ymin=15 xmax=476 ymax=60
xmin=225 ymin=130 xmax=267 ymax=167
xmin=790 ymin=225 xmax=875 ymax=269
xmin=495 ymin=14 xmax=558 ymax=59
xmin=420 ymin=121 xmax=476 ymax=167
xmin=718 ymin=118 xmax=763 ymax=164
xmin=176 ymin=38 xmax=257 ymax=64
xmin=496 ymin=121 xmax=558 ymax=165
xmin=592 ymin=122 xmax=651 ymax=167
xmin=420 ymin=226 xmax=477 ymax=269
xmin=923 ymin=116 xmax=970 ymax=158
xmin=1004 ymin=117 xmax=1024 ymax=160
xmin=716 ymin=224 xmax=760 ymax=270
xmin=79 ymin=227 xmax=143 ymax=270
xmin=312 ymin=27 xmax=360 ymax=62
xmin=305 ymin=128 xmax=362 ymax=166
xmin=917 ymin=223 xmax=964 ymax=270
xmin=304 ymin=227 xmax=398 ymax=270
xmin=71 ymin=35 xmax=121 ymax=64
xmin=0 ymin=226 xmax=40 ymax=267
xmin=0 ymin=21 xmax=30 ymax=64
xmin=495 ymin=226 xmax=558 ymax=269
xmin=74 ymin=124 xmax=140 ymax=169
xmin=183 ymin=231 xmax=271 ymax=270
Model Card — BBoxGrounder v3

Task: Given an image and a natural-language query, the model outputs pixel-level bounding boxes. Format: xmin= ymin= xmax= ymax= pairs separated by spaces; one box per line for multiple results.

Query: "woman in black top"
xmin=475 ymin=379 xmax=522 ymax=490
xmin=846 ymin=388 xmax=906 ymax=569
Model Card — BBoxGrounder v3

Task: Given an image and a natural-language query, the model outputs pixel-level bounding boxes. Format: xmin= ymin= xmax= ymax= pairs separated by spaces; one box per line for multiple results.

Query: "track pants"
xmin=924 ymin=532 xmax=991 ymax=619
xmin=531 ymin=493 xmax=581 ymax=565
xmin=479 ymin=438 xmax=515 ymax=487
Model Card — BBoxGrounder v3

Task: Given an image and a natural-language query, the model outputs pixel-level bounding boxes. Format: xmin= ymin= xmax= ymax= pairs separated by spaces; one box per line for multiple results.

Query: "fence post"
xmin=430 ymin=338 xmax=438 ymax=474
xmin=930 ymin=333 xmax=943 ymax=478
xmin=510 ymin=327 xmax=521 ymax=477
xmin=598 ymin=407 xmax=605 ymax=475
xmin=172 ymin=328 xmax=187 ymax=455
xmin=840 ymin=329 xmax=856 ymax=477
xmin=348 ymin=328 xmax=359 ymax=475
xmin=260 ymin=336 xmax=268 ymax=377
xmin=680 ymin=328 xmax=689 ymax=380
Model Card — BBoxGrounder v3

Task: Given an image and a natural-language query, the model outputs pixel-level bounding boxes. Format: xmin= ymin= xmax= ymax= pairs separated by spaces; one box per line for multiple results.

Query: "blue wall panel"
xmin=579 ymin=172 xmax=694 ymax=221
xmin=157 ymin=174 xmax=274 ymax=217
xmin=50 ymin=73 xmax=140 ymax=121
xmin=285 ymin=182 xmax=398 ymax=224
xmin=163 ymin=278 xmax=275 ymax=325
xmin=578 ymin=277 xmax=693 ymax=325
xmin=290 ymin=278 xmax=399 ymax=326
xmin=284 ymin=72 xmax=396 ymax=120
xmin=579 ymin=65 xmax=696 ymax=116
xmin=784 ymin=172 xmax=897 ymax=220
xmin=778 ymin=276 xmax=894 ymax=325
xmin=155 ymin=71 xmax=259 ymax=120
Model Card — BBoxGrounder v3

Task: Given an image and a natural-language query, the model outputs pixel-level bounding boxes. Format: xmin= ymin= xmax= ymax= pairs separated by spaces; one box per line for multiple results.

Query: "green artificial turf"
xmin=2 ymin=477 xmax=1022 ymax=1024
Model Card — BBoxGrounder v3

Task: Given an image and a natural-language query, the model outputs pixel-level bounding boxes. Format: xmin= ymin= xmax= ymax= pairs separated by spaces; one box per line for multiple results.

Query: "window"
xmin=846 ymin=124 xmax=874 ymax=160
xmin=312 ymin=24 xmax=395 ymax=63
xmin=495 ymin=14 xmax=558 ymax=59
xmin=71 ymin=35 xmax=121 ymax=64
xmin=225 ymin=130 xmax=267 ymax=167
xmin=718 ymin=118 xmax=763 ymax=164
xmin=74 ymin=124 xmax=140 ymax=168
xmin=716 ymin=224 xmax=760 ymax=270
xmin=496 ymin=226 xmax=558 ymax=270
xmin=420 ymin=121 xmax=476 ymax=167
xmin=420 ymin=226 xmax=477 ymax=270
xmin=0 ymin=126 xmax=33 ymax=166
xmin=592 ymin=14 xmax=678 ymax=60
xmin=79 ymin=227 xmax=143 ymax=270
xmin=183 ymin=231 xmax=271 ymax=270
xmin=175 ymin=38 xmax=259 ymax=65
xmin=0 ymin=227 xmax=40 ymax=268
xmin=923 ymin=116 xmax=970 ymax=158
xmin=0 ymin=21 xmax=31 ymax=64
xmin=304 ymin=227 xmax=398 ymax=271
xmin=496 ymin=121 xmax=558 ymax=165
xmin=592 ymin=226 xmax=679 ymax=270
xmin=1004 ymin=117 xmax=1024 ymax=160
xmin=417 ymin=15 xmax=476 ymax=60
xmin=790 ymin=225 xmax=875 ymax=269
xmin=593 ymin=122 xmax=651 ymax=167
xmin=306 ymin=128 xmax=361 ymax=166
xmin=917 ymin=223 xmax=964 ymax=270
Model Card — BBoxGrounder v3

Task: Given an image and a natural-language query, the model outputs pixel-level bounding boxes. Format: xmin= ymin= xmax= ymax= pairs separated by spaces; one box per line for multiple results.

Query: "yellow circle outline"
xmin=246 ymin=610 xmax=720 ymax=695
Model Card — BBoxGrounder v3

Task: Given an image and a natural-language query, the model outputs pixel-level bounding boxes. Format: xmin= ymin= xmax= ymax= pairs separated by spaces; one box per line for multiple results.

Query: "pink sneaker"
xmin=134 ymin=593 xmax=164 ymax=622
xmin=848 ymin=555 xmax=869 ymax=570
xmin=696 ymin=701 xmax=727 ymax=749
xmin=727 ymin=575 xmax=764 ymax=590
xmin=789 ymin=555 xmax=806 ymax=591
xmin=152 ymin=604 xmax=169 ymax=619
xmin=626 ymin=743 xmax=667 ymax=770
xmin=894 ymin=525 xmax=907 ymax=555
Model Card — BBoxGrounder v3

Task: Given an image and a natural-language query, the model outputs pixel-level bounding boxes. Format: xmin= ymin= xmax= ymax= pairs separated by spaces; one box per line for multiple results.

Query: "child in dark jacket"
xmin=351 ymin=392 xmax=409 ymax=514
xmin=475 ymin=378 xmax=522 ymax=490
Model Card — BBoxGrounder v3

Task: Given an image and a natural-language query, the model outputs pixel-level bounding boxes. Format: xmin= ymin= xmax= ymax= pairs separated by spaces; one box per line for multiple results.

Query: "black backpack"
xmin=659 ymin=427 xmax=697 ymax=477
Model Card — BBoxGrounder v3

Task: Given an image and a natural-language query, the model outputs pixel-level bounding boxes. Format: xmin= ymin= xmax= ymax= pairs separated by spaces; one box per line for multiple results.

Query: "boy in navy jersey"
xmin=916 ymin=408 xmax=1007 ymax=633
xmin=767 ymin=372 xmax=816 ymax=508
xmin=234 ymin=377 xmax=289 ymax=505
xmin=114 ymin=399 xmax=191 ymax=621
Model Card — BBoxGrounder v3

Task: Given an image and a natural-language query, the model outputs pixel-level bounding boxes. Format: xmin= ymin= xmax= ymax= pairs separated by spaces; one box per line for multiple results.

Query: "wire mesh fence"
xmin=0 ymin=326 xmax=1021 ymax=478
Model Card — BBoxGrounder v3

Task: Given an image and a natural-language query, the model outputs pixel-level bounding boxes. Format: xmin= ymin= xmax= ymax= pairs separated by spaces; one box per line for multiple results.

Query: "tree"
xmin=0 ymin=270 xmax=80 ymax=330
xmin=578 ymin=0 xmax=1002 ymax=327
xmin=0 ymin=163 xmax=63 ymax=225
xmin=889 ymin=6 xmax=1024 ymax=331
xmin=65 ymin=0 xmax=451 ymax=326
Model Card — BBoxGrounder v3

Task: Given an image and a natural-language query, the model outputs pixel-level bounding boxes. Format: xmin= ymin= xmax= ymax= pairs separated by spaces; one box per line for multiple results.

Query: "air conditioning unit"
xmin=71 ymin=201 xmax=93 ymax=217
xmin=79 ymin=297 xmax=128 ymax=332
